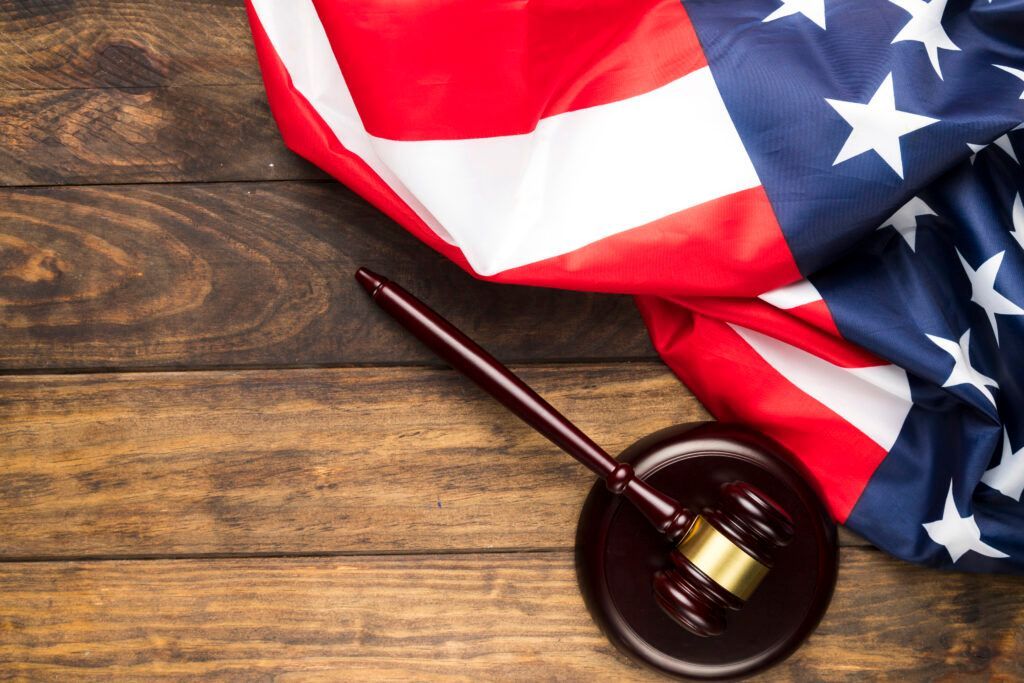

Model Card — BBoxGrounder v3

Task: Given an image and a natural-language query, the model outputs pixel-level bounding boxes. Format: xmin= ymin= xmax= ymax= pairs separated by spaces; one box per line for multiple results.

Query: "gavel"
xmin=356 ymin=268 xmax=795 ymax=638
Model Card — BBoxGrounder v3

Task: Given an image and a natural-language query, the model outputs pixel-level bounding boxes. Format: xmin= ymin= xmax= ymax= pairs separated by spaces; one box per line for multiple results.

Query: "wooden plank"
xmin=0 ymin=182 xmax=653 ymax=369
xmin=0 ymin=1 xmax=323 ymax=186
xmin=0 ymin=363 xmax=700 ymax=558
xmin=0 ymin=365 xmax=867 ymax=558
xmin=1 ymin=2 xmax=311 ymax=186
xmin=0 ymin=549 xmax=1020 ymax=680
xmin=1 ymin=0 xmax=258 ymax=90
xmin=0 ymin=85 xmax=325 ymax=186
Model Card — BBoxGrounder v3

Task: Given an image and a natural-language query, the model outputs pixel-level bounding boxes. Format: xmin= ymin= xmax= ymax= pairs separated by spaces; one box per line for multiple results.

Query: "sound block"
xmin=576 ymin=423 xmax=837 ymax=680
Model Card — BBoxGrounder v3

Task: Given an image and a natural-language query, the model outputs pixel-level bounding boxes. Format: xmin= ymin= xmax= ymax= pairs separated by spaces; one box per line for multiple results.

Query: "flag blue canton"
xmin=685 ymin=0 xmax=1024 ymax=570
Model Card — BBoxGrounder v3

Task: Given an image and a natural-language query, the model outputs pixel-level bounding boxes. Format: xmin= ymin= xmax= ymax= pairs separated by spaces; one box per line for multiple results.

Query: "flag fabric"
xmin=246 ymin=0 xmax=1024 ymax=572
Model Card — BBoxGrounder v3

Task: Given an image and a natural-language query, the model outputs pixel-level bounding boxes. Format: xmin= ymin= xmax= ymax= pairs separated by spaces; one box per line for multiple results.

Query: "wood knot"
xmin=0 ymin=236 xmax=66 ymax=284
xmin=96 ymin=42 xmax=169 ymax=88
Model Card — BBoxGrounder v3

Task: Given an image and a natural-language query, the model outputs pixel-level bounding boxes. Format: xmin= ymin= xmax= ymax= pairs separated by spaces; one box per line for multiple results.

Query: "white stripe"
xmin=370 ymin=68 xmax=760 ymax=275
xmin=730 ymin=324 xmax=912 ymax=451
xmin=759 ymin=279 xmax=823 ymax=309
xmin=249 ymin=0 xmax=454 ymax=244
xmin=252 ymin=0 xmax=760 ymax=275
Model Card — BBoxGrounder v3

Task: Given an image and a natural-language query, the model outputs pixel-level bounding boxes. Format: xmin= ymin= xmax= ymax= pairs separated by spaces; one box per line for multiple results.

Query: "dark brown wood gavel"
xmin=356 ymin=267 xmax=794 ymax=637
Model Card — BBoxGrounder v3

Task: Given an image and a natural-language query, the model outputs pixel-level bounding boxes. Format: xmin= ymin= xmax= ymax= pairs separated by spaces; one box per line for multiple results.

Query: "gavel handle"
xmin=356 ymin=268 xmax=694 ymax=541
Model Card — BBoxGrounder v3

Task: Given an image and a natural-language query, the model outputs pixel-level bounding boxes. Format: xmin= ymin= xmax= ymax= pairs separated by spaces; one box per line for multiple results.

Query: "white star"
xmin=923 ymin=481 xmax=1008 ymax=563
xmin=888 ymin=0 xmax=959 ymax=79
xmin=995 ymin=64 xmax=1024 ymax=99
xmin=957 ymin=250 xmax=1024 ymax=345
xmin=994 ymin=134 xmax=1020 ymax=163
xmin=966 ymin=135 xmax=1019 ymax=165
xmin=763 ymin=0 xmax=827 ymax=29
xmin=982 ymin=429 xmax=1024 ymax=501
xmin=1010 ymin=193 xmax=1024 ymax=252
xmin=826 ymin=73 xmax=939 ymax=178
xmin=967 ymin=142 xmax=986 ymax=164
xmin=926 ymin=329 xmax=998 ymax=407
xmin=878 ymin=196 xmax=935 ymax=251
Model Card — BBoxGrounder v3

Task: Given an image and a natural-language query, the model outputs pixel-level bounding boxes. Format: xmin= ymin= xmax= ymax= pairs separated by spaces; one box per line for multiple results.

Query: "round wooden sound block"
xmin=576 ymin=423 xmax=837 ymax=680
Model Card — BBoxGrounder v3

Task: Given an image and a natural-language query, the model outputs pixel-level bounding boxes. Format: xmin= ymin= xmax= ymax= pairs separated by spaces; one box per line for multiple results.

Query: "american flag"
xmin=246 ymin=0 xmax=1024 ymax=572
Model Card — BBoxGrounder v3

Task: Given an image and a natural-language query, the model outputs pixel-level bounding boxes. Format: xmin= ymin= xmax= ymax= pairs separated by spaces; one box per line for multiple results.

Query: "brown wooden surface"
xmin=0 ymin=183 xmax=652 ymax=370
xmin=0 ymin=364 xmax=866 ymax=558
xmin=0 ymin=1 xmax=320 ymax=186
xmin=0 ymin=363 xmax=698 ymax=557
xmin=1 ymin=85 xmax=326 ymax=186
xmin=0 ymin=1 xmax=1020 ymax=680
xmin=1 ymin=1 xmax=259 ymax=90
xmin=1 ymin=551 xmax=1021 ymax=681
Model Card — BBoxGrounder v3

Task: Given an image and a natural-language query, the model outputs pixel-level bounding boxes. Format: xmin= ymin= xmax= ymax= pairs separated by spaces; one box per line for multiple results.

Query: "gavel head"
xmin=652 ymin=481 xmax=794 ymax=637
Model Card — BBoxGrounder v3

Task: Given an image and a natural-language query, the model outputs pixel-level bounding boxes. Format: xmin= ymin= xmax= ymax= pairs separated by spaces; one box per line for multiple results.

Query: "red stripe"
xmin=788 ymin=300 xmax=841 ymax=337
xmin=310 ymin=0 xmax=708 ymax=140
xmin=636 ymin=297 xmax=885 ymax=522
xmin=490 ymin=186 xmax=800 ymax=296
xmin=676 ymin=297 xmax=883 ymax=368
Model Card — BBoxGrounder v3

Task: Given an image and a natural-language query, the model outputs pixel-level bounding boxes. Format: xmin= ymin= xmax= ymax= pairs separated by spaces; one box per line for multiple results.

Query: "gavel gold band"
xmin=676 ymin=515 xmax=769 ymax=601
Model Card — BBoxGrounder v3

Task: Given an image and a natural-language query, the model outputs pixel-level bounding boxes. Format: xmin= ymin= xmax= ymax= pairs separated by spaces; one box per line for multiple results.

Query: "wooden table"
xmin=1 ymin=2 xmax=1022 ymax=680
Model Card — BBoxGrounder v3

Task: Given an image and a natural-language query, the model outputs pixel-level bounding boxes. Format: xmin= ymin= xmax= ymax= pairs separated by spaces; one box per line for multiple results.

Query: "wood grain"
xmin=0 ymin=364 xmax=867 ymax=559
xmin=1 ymin=0 xmax=258 ymax=90
xmin=0 ymin=182 xmax=653 ymax=369
xmin=0 ymin=549 xmax=1020 ymax=681
xmin=0 ymin=363 xmax=703 ymax=558
xmin=1 ymin=2 xmax=315 ymax=186
xmin=0 ymin=85 xmax=324 ymax=186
